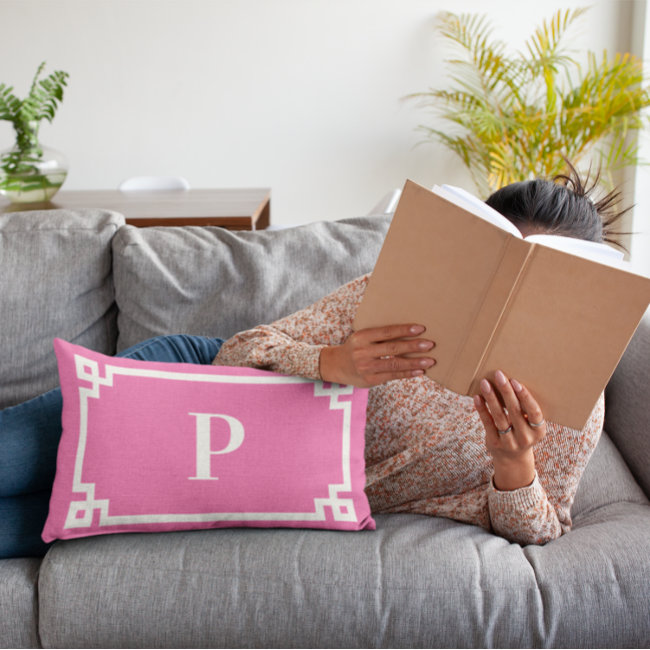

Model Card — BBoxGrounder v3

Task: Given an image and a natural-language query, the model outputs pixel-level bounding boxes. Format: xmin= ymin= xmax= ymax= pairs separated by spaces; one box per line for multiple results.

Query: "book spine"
xmin=466 ymin=242 xmax=535 ymax=396
xmin=446 ymin=237 xmax=532 ymax=395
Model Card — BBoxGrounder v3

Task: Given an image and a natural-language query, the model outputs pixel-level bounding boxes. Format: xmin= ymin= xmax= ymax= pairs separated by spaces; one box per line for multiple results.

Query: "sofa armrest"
xmin=605 ymin=309 xmax=650 ymax=498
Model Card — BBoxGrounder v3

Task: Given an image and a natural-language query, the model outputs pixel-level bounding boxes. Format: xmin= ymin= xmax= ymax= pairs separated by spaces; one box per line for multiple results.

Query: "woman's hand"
xmin=473 ymin=370 xmax=547 ymax=491
xmin=319 ymin=324 xmax=436 ymax=387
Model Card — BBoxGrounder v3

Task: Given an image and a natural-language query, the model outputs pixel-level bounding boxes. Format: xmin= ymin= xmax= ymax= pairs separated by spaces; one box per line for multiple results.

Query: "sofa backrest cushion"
xmin=0 ymin=209 xmax=124 ymax=408
xmin=112 ymin=216 xmax=391 ymax=352
xmin=605 ymin=309 xmax=650 ymax=497
xmin=572 ymin=429 xmax=648 ymax=521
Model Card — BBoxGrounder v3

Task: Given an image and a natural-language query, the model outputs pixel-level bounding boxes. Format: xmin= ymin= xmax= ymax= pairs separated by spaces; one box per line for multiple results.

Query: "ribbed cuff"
xmin=488 ymin=472 xmax=544 ymax=510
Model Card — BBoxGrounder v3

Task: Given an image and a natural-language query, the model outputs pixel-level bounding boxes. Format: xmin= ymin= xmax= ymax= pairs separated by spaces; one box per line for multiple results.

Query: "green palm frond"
xmin=408 ymin=8 xmax=650 ymax=195
xmin=524 ymin=7 xmax=587 ymax=67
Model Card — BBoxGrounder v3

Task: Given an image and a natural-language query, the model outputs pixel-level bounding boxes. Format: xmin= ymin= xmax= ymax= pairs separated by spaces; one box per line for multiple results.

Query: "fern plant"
xmin=408 ymin=9 xmax=650 ymax=197
xmin=0 ymin=62 xmax=69 ymax=201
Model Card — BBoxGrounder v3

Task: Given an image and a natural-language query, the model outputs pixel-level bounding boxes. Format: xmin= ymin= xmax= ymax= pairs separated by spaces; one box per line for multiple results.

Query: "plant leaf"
xmin=406 ymin=8 xmax=650 ymax=192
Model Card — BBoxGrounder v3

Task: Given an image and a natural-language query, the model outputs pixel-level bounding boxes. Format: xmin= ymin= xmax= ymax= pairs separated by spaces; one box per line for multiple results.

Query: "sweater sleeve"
xmin=487 ymin=393 xmax=604 ymax=545
xmin=213 ymin=275 xmax=370 ymax=379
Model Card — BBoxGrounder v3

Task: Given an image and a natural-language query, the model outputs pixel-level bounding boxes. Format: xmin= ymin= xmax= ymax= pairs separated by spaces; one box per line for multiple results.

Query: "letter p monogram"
xmin=188 ymin=413 xmax=245 ymax=480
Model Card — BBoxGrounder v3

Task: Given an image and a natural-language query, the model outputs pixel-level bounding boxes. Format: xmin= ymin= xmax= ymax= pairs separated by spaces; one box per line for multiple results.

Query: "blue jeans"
xmin=0 ymin=335 xmax=223 ymax=559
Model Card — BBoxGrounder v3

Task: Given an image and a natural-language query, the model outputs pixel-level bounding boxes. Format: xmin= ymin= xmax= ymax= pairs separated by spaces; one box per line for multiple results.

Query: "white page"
xmin=431 ymin=183 xmax=633 ymax=271
xmin=526 ymin=233 xmax=625 ymax=266
xmin=435 ymin=184 xmax=627 ymax=267
xmin=433 ymin=184 xmax=523 ymax=238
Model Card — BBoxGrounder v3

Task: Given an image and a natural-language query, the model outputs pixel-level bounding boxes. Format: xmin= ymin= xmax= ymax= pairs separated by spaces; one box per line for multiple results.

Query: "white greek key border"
xmin=64 ymin=354 xmax=359 ymax=530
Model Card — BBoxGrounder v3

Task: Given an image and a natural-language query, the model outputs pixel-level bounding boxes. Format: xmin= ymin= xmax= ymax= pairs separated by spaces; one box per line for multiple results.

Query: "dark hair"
xmin=485 ymin=163 xmax=629 ymax=249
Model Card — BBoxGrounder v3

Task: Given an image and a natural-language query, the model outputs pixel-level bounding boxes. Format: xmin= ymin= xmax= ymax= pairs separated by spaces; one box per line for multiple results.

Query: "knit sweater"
xmin=214 ymin=274 xmax=604 ymax=545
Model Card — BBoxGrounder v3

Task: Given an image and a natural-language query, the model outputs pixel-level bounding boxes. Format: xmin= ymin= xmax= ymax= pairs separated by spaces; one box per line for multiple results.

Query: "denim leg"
xmin=0 ymin=334 xmax=223 ymax=558
xmin=116 ymin=334 xmax=223 ymax=365
xmin=0 ymin=388 xmax=64 ymax=497
xmin=0 ymin=492 xmax=52 ymax=558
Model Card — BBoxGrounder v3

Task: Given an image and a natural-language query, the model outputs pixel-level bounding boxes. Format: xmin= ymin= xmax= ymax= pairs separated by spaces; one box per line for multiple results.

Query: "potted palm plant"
xmin=408 ymin=8 xmax=650 ymax=197
xmin=0 ymin=62 xmax=69 ymax=203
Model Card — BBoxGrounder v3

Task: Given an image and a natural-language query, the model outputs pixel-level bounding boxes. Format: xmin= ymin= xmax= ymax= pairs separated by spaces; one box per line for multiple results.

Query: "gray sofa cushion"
xmin=38 ymin=502 xmax=650 ymax=649
xmin=0 ymin=209 xmax=124 ymax=408
xmin=0 ymin=558 xmax=41 ymax=649
xmin=572 ymin=430 xmax=648 ymax=520
xmin=112 ymin=216 xmax=391 ymax=351
xmin=36 ymin=426 xmax=650 ymax=649
xmin=605 ymin=309 xmax=650 ymax=497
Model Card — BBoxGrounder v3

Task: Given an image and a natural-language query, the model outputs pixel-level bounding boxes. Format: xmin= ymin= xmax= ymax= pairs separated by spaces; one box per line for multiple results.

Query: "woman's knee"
xmin=118 ymin=334 xmax=223 ymax=365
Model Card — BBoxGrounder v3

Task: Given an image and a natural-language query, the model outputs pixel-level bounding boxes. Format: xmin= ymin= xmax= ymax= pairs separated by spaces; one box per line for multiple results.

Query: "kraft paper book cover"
xmin=353 ymin=179 xmax=650 ymax=429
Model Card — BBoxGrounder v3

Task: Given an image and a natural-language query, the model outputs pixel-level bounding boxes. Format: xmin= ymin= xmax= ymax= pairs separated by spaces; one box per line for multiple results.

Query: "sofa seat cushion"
xmin=38 ymin=498 xmax=650 ymax=649
xmin=0 ymin=209 xmax=124 ymax=408
xmin=0 ymin=557 xmax=41 ymax=649
xmin=111 ymin=216 xmax=391 ymax=351
xmin=37 ymin=425 xmax=650 ymax=648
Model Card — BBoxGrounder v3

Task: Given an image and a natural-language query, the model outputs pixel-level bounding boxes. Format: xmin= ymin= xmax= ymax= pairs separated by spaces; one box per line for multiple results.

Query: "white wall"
xmin=0 ymin=0 xmax=640 ymax=231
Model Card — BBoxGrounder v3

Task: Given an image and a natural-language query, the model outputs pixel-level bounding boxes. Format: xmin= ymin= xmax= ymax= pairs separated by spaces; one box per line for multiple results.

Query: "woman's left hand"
xmin=473 ymin=369 xmax=547 ymax=491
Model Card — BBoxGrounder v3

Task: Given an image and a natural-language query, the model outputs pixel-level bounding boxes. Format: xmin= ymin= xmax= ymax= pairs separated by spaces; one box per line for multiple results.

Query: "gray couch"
xmin=1 ymin=208 xmax=649 ymax=649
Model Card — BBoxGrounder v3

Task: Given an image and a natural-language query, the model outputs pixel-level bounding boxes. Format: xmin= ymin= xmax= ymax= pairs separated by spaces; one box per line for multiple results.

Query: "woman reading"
xmin=0 ymin=166 xmax=625 ymax=556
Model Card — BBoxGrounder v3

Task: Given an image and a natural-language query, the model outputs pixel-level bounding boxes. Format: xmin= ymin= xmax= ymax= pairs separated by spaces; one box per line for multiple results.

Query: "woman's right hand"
xmin=319 ymin=324 xmax=436 ymax=387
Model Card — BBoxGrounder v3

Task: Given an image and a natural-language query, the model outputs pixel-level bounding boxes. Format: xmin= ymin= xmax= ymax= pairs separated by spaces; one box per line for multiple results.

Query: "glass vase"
xmin=0 ymin=142 xmax=68 ymax=204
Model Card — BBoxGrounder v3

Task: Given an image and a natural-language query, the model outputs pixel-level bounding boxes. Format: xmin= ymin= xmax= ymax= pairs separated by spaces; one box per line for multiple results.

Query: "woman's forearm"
xmin=491 ymin=450 xmax=536 ymax=491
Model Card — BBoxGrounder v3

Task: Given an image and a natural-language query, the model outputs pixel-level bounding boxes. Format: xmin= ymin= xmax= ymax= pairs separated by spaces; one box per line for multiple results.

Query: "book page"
xmin=433 ymin=184 xmax=523 ymax=238
xmin=436 ymin=185 xmax=626 ymax=267
xmin=525 ymin=233 xmax=624 ymax=265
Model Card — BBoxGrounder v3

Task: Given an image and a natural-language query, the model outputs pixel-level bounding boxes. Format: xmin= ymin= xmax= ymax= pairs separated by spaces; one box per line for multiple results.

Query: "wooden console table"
xmin=0 ymin=188 xmax=271 ymax=230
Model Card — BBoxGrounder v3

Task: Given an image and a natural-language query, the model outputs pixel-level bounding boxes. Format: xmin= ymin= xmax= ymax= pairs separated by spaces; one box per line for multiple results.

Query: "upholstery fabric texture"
xmin=38 ymin=414 xmax=650 ymax=648
xmin=0 ymin=558 xmax=41 ymax=649
xmin=38 ymin=506 xmax=650 ymax=649
xmin=605 ymin=310 xmax=650 ymax=495
xmin=0 ymin=209 xmax=124 ymax=409
xmin=111 ymin=217 xmax=391 ymax=350
xmin=572 ymin=429 xmax=648 ymax=520
xmin=44 ymin=339 xmax=373 ymax=542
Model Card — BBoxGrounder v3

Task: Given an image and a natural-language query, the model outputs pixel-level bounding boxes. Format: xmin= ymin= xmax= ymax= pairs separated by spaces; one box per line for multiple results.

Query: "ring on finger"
xmin=528 ymin=419 xmax=545 ymax=428
xmin=497 ymin=425 xmax=513 ymax=435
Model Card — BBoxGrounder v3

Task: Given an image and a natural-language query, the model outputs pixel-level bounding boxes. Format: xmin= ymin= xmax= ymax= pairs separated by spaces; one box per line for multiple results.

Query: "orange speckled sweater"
xmin=214 ymin=274 xmax=603 ymax=545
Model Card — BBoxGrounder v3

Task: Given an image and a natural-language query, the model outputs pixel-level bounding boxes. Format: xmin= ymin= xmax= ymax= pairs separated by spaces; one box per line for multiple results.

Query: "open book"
xmin=353 ymin=180 xmax=650 ymax=429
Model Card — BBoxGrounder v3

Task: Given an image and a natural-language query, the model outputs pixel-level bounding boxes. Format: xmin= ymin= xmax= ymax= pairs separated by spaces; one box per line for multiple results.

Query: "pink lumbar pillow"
xmin=42 ymin=339 xmax=375 ymax=543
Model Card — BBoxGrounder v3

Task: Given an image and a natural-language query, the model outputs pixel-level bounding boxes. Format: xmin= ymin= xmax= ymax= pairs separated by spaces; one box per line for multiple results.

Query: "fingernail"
xmin=473 ymin=395 xmax=482 ymax=408
xmin=411 ymin=369 xmax=424 ymax=376
xmin=419 ymin=358 xmax=434 ymax=367
xmin=410 ymin=325 xmax=425 ymax=334
xmin=480 ymin=378 xmax=491 ymax=394
xmin=495 ymin=370 xmax=507 ymax=386
xmin=418 ymin=341 xmax=434 ymax=350
xmin=511 ymin=378 xmax=523 ymax=392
